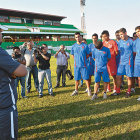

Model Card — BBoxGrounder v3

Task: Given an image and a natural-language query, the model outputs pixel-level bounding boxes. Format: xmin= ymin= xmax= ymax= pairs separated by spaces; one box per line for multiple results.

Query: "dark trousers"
xmin=0 ymin=107 xmax=18 ymax=140
xmin=56 ymin=65 xmax=67 ymax=85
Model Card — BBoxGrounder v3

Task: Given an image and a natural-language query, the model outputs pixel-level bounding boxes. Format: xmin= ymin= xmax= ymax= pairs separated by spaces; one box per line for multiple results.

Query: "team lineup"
xmin=71 ymin=26 xmax=140 ymax=101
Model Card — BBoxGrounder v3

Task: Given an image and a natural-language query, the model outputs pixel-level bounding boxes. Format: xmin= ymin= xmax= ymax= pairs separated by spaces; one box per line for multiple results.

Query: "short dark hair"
xmin=115 ymin=30 xmax=119 ymax=34
xmin=92 ymin=33 xmax=98 ymax=39
xmin=75 ymin=32 xmax=81 ymax=36
xmin=135 ymin=26 xmax=140 ymax=31
xmin=101 ymin=30 xmax=109 ymax=36
xmin=13 ymin=46 xmax=20 ymax=50
xmin=119 ymin=28 xmax=127 ymax=33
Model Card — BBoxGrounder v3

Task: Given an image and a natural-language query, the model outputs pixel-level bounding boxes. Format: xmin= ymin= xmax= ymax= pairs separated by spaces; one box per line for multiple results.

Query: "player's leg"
xmin=125 ymin=63 xmax=134 ymax=97
xmin=81 ymin=67 xmax=91 ymax=96
xmin=102 ymin=69 xmax=110 ymax=99
xmin=71 ymin=67 xmax=81 ymax=96
xmin=112 ymin=75 xmax=117 ymax=93
xmin=91 ymin=71 xmax=101 ymax=100
xmin=113 ymin=64 xmax=125 ymax=95
xmin=126 ymin=77 xmax=132 ymax=97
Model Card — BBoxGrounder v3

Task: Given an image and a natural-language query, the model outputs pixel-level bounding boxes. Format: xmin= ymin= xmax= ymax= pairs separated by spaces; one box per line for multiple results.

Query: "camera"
xmin=13 ymin=52 xmax=21 ymax=60
xmin=33 ymin=47 xmax=42 ymax=56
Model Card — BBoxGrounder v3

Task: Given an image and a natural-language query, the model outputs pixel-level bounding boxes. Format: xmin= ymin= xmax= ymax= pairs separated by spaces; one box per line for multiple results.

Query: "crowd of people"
xmin=10 ymin=26 xmax=140 ymax=101
xmin=71 ymin=26 xmax=140 ymax=101
xmin=11 ymin=41 xmax=71 ymax=98
xmin=1 ymin=25 xmax=140 ymax=139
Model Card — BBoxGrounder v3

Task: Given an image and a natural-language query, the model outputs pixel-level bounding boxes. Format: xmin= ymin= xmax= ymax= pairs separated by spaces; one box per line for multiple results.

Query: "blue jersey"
xmin=116 ymin=40 xmax=119 ymax=46
xmin=88 ymin=43 xmax=95 ymax=66
xmin=133 ymin=38 xmax=140 ymax=65
xmin=118 ymin=38 xmax=134 ymax=65
xmin=71 ymin=42 xmax=90 ymax=67
xmin=92 ymin=46 xmax=111 ymax=72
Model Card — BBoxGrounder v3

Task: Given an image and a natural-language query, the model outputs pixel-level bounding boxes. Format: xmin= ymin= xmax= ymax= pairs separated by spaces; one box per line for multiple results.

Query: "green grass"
xmin=17 ymin=56 xmax=140 ymax=140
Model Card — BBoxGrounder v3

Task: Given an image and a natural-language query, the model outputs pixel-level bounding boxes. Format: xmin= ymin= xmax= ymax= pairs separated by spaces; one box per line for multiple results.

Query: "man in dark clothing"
xmin=34 ymin=44 xmax=53 ymax=98
xmin=0 ymin=29 xmax=27 ymax=140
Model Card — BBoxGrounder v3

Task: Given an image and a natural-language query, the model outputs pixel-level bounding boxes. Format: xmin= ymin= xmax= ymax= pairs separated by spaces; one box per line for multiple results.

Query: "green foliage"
xmin=17 ymin=56 xmax=140 ymax=140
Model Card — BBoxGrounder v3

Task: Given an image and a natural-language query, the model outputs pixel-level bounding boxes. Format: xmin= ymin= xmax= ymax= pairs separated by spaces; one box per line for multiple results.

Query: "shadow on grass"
xmin=20 ymin=108 xmax=140 ymax=140
xmin=102 ymin=129 xmax=140 ymax=140
xmin=24 ymin=88 xmax=75 ymax=98
xmin=18 ymin=97 xmax=140 ymax=139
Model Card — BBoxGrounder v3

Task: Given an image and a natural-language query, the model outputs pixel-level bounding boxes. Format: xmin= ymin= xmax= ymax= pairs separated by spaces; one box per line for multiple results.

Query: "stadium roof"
xmin=0 ymin=8 xmax=66 ymax=21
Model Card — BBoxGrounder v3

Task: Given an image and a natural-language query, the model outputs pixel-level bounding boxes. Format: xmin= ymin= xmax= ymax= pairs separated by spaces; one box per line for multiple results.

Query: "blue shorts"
xmin=117 ymin=64 xmax=133 ymax=77
xmin=94 ymin=69 xmax=110 ymax=83
xmin=88 ymin=64 xmax=94 ymax=76
xmin=134 ymin=64 xmax=140 ymax=77
xmin=74 ymin=67 xmax=89 ymax=81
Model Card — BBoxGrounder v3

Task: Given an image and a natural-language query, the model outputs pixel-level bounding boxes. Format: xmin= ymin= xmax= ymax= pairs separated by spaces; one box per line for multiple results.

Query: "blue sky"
xmin=0 ymin=0 xmax=140 ymax=38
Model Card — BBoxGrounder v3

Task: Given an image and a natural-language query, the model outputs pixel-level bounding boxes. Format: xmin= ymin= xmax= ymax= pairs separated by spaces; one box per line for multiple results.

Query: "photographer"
xmin=20 ymin=41 xmax=39 ymax=93
xmin=34 ymin=44 xmax=53 ymax=98
xmin=12 ymin=47 xmax=27 ymax=98
xmin=54 ymin=45 xmax=70 ymax=87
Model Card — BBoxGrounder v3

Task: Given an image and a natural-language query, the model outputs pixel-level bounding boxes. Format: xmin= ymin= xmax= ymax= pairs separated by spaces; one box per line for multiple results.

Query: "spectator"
xmin=34 ymin=44 xmax=53 ymax=97
xmin=20 ymin=41 xmax=39 ymax=93
xmin=12 ymin=47 xmax=27 ymax=98
xmin=54 ymin=45 xmax=70 ymax=87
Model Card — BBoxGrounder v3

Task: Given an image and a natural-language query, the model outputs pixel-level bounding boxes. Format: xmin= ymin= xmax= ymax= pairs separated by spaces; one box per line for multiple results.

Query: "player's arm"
xmin=71 ymin=45 xmax=74 ymax=59
xmin=86 ymin=45 xmax=90 ymax=58
xmin=92 ymin=49 xmax=95 ymax=61
xmin=114 ymin=41 xmax=119 ymax=55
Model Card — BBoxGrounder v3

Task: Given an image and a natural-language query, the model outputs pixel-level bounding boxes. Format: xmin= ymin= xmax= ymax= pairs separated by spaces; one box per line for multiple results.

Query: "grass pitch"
xmin=17 ymin=56 xmax=140 ymax=140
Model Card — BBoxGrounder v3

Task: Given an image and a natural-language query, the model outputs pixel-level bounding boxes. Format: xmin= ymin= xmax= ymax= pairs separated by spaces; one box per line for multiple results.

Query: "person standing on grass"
xmin=116 ymin=28 xmax=134 ymax=98
xmin=91 ymin=41 xmax=111 ymax=100
xmin=54 ymin=45 xmax=70 ymax=88
xmin=0 ymin=29 xmax=27 ymax=139
xmin=101 ymin=30 xmax=118 ymax=95
xmin=133 ymin=26 xmax=140 ymax=101
xmin=20 ymin=41 xmax=39 ymax=94
xmin=85 ymin=34 xmax=98 ymax=91
xmin=12 ymin=47 xmax=27 ymax=98
xmin=34 ymin=44 xmax=53 ymax=98
xmin=71 ymin=32 xmax=91 ymax=96
xmin=78 ymin=38 xmax=87 ymax=88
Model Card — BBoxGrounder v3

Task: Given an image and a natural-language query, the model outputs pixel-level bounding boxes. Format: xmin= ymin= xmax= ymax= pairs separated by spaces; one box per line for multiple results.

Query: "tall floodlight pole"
xmin=80 ymin=0 xmax=86 ymax=37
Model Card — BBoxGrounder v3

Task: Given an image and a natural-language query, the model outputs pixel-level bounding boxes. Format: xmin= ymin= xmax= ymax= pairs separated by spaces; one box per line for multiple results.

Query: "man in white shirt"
xmin=54 ymin=45 xmax=70 ymax=87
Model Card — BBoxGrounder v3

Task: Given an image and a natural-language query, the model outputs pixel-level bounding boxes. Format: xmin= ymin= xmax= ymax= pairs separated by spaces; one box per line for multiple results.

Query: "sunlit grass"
xmin=17 ymin=56 xmax=140 ymax=140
